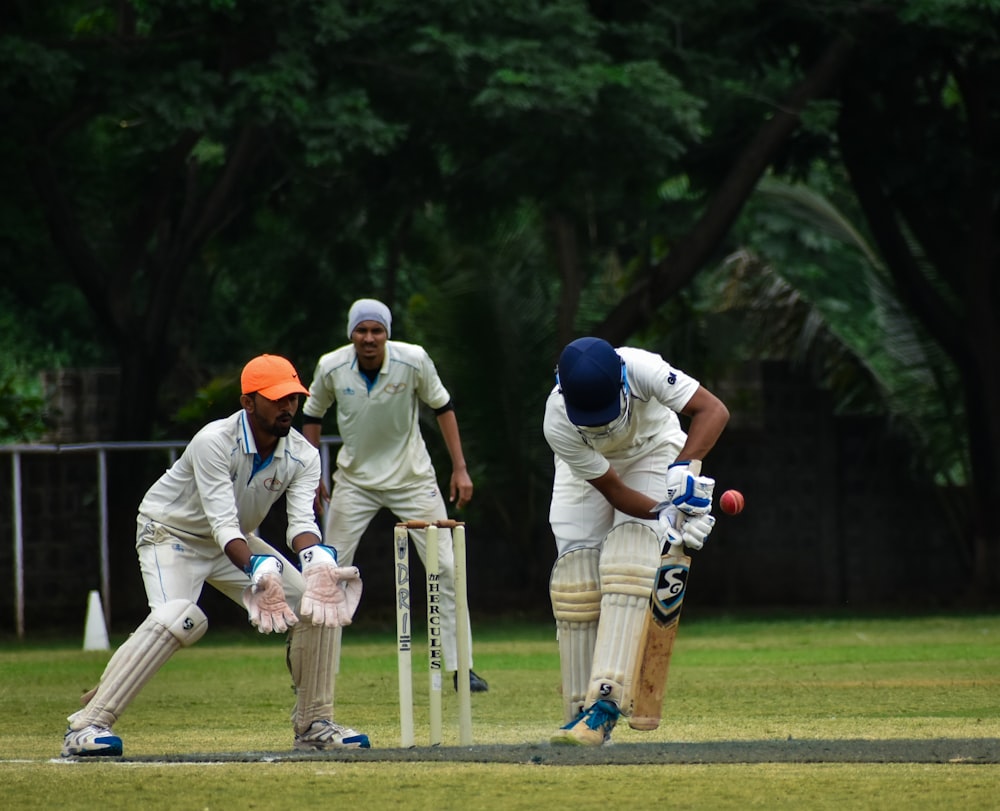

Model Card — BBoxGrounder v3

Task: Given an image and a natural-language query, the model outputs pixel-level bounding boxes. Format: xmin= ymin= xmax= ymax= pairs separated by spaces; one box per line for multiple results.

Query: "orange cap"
xmin=241 ymin=354 xmax=309 ymax=400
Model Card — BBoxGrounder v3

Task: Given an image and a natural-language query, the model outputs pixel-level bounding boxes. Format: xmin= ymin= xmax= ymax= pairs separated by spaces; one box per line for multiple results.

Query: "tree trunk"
xmin=548 ymin=209 xmax=584 ymax=349
xmin=595 ymin=34 xmax=855 ymax=344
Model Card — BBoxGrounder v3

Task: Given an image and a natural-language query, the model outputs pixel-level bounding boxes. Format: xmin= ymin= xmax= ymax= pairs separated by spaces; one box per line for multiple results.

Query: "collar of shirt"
xmin=239 ymin=409 xmax=277 ymax=480
xmin=352 ymin=341 xmax=393 ymax=392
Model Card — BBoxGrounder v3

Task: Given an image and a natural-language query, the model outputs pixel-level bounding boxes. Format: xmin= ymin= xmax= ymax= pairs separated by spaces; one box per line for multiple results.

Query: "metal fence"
xmin=1 ymin=437 xmax=342 ymax=640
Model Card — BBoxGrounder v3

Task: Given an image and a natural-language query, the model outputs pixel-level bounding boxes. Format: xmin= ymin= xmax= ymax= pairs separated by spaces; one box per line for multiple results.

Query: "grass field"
xmin=2 ymin=613 xmax=999 ymax=809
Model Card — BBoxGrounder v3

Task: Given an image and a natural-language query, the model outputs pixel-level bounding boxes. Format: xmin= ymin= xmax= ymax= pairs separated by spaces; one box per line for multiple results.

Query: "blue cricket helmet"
xmin=556 ymin=337 xmax=624 ymax=427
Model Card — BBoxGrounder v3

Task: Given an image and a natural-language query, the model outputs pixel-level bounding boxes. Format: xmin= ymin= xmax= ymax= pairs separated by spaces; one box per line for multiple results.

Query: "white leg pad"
xmin=550 ymin=547 xmax=601 ymax=723
xmin=288 ymin=622 xmax=338 ymax=735
xmin=584 ymin=522 xmax=660 ymax=712
xmin=69 ymin=599 xmax=207 ymax=730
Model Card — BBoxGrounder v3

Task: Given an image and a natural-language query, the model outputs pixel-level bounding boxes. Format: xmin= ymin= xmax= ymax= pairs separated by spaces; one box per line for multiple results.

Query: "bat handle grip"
xmin=670 ymin=512 xmax=686 ymax=555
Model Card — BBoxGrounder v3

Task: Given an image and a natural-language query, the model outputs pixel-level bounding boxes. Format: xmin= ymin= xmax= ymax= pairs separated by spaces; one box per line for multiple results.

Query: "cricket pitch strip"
xmin=58 ymin=738 xmax=1000 ymax=765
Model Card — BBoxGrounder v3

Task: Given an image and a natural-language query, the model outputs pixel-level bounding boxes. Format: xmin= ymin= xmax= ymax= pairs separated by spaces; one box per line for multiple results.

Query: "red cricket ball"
xmin=720 ymin=489 xmax=745 ymax=516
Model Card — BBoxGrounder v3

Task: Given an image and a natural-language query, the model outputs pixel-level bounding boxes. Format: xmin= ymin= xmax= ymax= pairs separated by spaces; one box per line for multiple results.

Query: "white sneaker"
xmin=62 ymin=724 xmax=123 ymax=757
xmin=294 ymin=720 xmax=371 ymax=750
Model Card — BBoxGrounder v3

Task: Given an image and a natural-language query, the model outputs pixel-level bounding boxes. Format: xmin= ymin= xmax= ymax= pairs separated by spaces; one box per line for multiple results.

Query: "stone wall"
xmin=40 ymin=368 xmax=119 ymax=443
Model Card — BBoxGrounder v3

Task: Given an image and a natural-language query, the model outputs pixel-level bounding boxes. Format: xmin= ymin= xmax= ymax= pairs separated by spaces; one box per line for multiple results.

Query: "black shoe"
xmin=454 ymin=669 xmax=489 ymax=693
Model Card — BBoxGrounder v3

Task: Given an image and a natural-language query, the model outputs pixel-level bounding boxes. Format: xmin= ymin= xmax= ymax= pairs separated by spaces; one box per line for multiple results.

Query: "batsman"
xmin=544 ymin=337 xmax=730 ymax=746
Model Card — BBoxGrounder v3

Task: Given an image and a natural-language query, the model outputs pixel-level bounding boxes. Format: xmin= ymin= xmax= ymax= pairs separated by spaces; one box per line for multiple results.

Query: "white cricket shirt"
xmin=302 ymin=341 xmax=451 ymax=490
xmin=543 ymin=346 xmax=700 ymax=481
xmin=137 ymin=409 xmax=321 ymax=552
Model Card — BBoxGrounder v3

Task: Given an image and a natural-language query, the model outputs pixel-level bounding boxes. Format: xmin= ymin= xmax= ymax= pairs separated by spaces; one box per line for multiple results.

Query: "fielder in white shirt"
xmin=544 ymin=337 xmax=730 ymax=746
xmin=61 ymin=354 xmax=369 ymax=758
xmin=302 ymin=298 xmax=488 ymax=693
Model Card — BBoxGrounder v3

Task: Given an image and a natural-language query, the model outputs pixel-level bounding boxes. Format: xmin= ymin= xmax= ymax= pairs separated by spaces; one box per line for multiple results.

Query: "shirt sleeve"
xmin=284 ymin=445 xmax=322 ymax=547
xmin=642 ymin=357 xmax=700 ymax=411
xmin=302 ymin=355 xmax=336 ymax=420
xmin=416 ymin=348 xmax=451 ymax=411
xmin=542 ymin=390 xmax=612 ymax=481
xmin=188 ymin=429 xmax=245 ymax=549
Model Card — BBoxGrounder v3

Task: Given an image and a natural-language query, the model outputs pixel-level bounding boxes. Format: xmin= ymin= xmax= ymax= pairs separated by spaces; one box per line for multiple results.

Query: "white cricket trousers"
xmin=548 ymin=444 xmax=676 ymax=557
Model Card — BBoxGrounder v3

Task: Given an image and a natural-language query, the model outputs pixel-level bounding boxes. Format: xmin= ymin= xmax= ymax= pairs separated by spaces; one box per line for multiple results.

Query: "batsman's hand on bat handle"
xmin=242 ymin=554 xmax=299 ymax=634
xmin=664 ymin=460 xmax=716 ymax=517
xmin=298 ymin=544 xmax=363 ymax=628
xmin=656 ymin=505 xmax=686 ymax=554
xmin=680 ymin=512 xmax=716 ymax=551
xmin=654 ymin=503 xmax=717 ymax=552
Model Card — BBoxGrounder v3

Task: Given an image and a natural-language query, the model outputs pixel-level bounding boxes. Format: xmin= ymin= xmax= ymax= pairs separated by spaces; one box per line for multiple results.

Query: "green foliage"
xmin=396 ymin=203 xmax=558 ymax=559
xmin=0 ymin=286 xmax=98 ymax=443
xmin=3 ymin=0 xmax=1000 ymax=587
xmin=170 ymin=373 xmax=240 ymax=433
xmin=0 ymin=0 xmax=708 ymax=403
xmin=721 ymin=171 xmax=969 ymax=485
xmin=0 ymin=366 xmax=49 ymax=443
xmin=899 ymin=0 xmax=1000 ymax=31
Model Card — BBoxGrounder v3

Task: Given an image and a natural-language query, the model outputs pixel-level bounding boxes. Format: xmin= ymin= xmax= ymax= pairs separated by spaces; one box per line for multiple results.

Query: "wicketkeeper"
xmin=544 ymin=337 xmax=730 ymax=745
xmin=61 ymin=354 xmax=368 ymax=757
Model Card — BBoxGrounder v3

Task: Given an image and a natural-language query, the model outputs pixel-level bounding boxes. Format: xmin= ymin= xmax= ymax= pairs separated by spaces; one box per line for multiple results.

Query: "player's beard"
xmin=265 ymin=412 xmax=294 ymax=438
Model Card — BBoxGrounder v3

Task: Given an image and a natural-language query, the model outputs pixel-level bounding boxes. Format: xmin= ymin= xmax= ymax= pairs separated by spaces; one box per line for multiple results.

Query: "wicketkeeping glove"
xmin=242 ymin=554 xmax=299 ymax=634
xmin=657 ymin=504 xmax=717 ymax=551
xmin=299 ymin=544 xmax=363 ymax=628
xmin=664 ymin=461 xmax=716 ymax=516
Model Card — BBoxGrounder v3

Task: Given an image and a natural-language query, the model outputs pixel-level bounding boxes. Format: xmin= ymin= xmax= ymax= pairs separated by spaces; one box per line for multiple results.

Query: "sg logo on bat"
xmin=652 ymin=559 xmax=689 ymax=625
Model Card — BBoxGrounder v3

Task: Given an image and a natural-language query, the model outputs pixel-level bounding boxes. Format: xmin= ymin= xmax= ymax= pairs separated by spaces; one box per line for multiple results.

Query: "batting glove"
xmin=299 ymin=544 xmax=363 ymax=628
xmin=657 ymin=505 xmax=717 ymax=551
xmin=664 ymin=461 xmax=715 ymax=516
xmin=242 ymin=555 xmax=299 ymax=634
xmin=657 ymin=505 xmax=684 ymax=550
xmin=679 ymin=513 xmax=716 ymax=551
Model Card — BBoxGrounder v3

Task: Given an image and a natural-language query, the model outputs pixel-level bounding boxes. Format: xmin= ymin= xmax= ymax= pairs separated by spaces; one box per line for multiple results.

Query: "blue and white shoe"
xmin=62 ymin=724 xmax=123 ymax=757
xmin=294 ymin=719 xmax=371 ymax=750
xmin=550 ymin=699 xmax=620 ymax=746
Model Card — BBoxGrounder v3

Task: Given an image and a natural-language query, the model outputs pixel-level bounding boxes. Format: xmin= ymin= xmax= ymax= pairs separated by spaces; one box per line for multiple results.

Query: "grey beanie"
xmin=347 ymin=298 xmax=392 ymax=339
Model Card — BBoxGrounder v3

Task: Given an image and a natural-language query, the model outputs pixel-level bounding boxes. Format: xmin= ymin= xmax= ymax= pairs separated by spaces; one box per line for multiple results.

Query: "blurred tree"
xmin=399 ymin=202 xmax=559 ymax=585
xmin=0 ymin=367 xmax=49 ymax=442
xmin=2 ymin=0 xmax=999 ymax=598
xmin=554 ymin=1 xmax=1000 ymax=596
xmin=834 ymin=3 xmax=1000 ymax=595
xmin=1 ymin=0 xmax=705 ymax=440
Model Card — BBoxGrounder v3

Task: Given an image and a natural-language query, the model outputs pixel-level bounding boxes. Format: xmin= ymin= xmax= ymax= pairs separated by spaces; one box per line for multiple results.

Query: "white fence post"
xmin=12 ymin=451 xmax=24 ymax=640
xmin=97 ymin=448 xmax=111 ymax=626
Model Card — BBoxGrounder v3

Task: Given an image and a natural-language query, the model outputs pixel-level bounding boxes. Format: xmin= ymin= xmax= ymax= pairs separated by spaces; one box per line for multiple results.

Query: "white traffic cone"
xmin=83 ymin=589 xmax=110 ymax=651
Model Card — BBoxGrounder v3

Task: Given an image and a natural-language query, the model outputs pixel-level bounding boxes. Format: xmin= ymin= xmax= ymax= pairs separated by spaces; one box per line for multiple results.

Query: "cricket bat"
xmin=628 ymin=538 xmax=691 ymax=730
